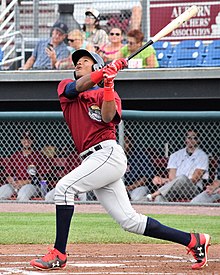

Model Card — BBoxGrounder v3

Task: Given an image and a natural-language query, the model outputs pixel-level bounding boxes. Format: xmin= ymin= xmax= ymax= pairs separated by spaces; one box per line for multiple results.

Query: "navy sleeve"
xmin=63 ymin=82 xmax=79 ymax=99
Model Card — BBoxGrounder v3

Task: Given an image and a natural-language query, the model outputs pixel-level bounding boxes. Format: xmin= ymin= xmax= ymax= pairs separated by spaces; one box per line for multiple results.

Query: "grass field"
xmin=0 ymin=212 xmax=219 ymax=245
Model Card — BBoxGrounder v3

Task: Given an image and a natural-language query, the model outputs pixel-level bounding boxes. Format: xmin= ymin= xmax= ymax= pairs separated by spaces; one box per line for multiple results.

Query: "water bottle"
xmin=27 ymin=165 xmax=39 ymax=185
xmin=40 ymin=180 xmax=47 ymax=199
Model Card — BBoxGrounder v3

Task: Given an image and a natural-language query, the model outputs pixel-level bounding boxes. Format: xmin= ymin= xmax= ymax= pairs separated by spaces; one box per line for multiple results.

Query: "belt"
xmin=80 ymin=144 xmax=102 ymax=160
xmin=80 ymin=140 xmax=117 ymax=160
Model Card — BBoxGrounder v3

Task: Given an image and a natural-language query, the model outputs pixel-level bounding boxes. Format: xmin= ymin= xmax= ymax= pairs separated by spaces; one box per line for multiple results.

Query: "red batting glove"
xmin=103 ymin=66 xmax=117 ymax=82
xmin=110 ymin=58 xmax=128 ymax=71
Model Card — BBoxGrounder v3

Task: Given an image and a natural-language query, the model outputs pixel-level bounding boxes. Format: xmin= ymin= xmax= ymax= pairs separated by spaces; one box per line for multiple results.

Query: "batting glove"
xmin=110 ymin=58 xmax=128 ymax=71
xmin=103 ymin=66 xmax=117 ymax=82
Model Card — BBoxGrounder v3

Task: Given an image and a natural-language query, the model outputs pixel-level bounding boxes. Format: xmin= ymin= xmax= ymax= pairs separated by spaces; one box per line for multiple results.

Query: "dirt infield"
xmin=0 ymin=203 xmax=220 ymax=274
xmin=0 ymin=243 xmax=219 ymax=274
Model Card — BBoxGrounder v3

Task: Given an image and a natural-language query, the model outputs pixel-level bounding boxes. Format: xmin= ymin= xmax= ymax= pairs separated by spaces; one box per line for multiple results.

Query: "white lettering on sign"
xmin=172 ymin=28 xmax=211 ymax=36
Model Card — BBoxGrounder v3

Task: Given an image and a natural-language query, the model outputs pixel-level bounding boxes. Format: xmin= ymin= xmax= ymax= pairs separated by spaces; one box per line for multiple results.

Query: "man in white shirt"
xmin=147 ymin=129 xmax=209 ymax=202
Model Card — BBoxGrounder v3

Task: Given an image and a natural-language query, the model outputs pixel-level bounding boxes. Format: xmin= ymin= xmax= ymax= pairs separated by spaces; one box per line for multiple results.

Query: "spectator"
xmin=0 ymin=131 xmax=48 ymax=201
xmin=130 ymin=2 xmax=142 ymax=30
xmin=117 ymin=29 xmax=159 ymax=68
xmin=106 ymin=1 xmax=142 ymax=33
xmin=45 ymin=146 xmax=81 ymax=202
xmin=191 ymin=158 xmax=220 ymax=204
xmin=146 ymin=129 xmax=209 ymax=202
xmin=19 ymin=22 xmax=69 ymax=70
xmin=82 ymin=8 xmax=109 ymax=53
xmin=99 ymin=27 xmax=124 ymax=64
xmin=123 ymin=132 xmax=155 ymax=201
xmin=55 ymin=29 xmax=94 ymax=70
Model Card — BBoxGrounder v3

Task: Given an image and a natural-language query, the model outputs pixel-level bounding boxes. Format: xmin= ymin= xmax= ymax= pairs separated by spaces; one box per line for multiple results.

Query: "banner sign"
xmin=150 ymin=1 xmax=220 ymax=40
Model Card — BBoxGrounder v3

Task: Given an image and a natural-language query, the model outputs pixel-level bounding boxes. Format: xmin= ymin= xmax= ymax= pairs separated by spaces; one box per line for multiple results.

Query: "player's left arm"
xmin=101 ymin=59 xmax=127 ymax=123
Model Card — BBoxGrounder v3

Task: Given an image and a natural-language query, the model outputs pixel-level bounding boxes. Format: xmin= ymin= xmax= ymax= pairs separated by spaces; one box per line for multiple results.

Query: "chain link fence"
xmin=0 ymin=111 xmax=220 ymax=204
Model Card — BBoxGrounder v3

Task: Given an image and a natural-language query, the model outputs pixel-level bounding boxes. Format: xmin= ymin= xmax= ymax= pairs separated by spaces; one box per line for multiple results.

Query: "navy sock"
xmin=54 ymin=205 xmax=74 ymax=254
xmin=144 ymin=217 xmax=191 ymax=246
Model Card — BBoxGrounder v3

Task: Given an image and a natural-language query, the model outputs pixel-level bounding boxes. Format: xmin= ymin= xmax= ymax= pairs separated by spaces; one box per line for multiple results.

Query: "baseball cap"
xmin=52 ymin=21 xmax=68 ymax=34
xmin=85 ymin=8 xmax=100 ymax=19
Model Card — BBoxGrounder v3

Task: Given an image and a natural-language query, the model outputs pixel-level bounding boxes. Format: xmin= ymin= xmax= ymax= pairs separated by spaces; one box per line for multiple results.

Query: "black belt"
xmin=80 ymin=144 xmax=102 ymax=160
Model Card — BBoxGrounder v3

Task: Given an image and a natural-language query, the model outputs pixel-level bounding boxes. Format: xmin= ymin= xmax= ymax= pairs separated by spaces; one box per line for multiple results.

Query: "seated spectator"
xmin=82 ymin=8 xmax=109 ymax=53
xmin=0 ymin=131 xmax=49 ymax=201
xmin=146 ymin=129 xmax=209 ymax=202
xmin=19 ymin=22 xmax=69 ymax=70
xmin=45 ymin=146 xmax=82 ymax=202
xmin=117 ymin=29 xmax=159 ymax=68
xmin=99 ymin=27 xmax=124 ymax=64
xmin=55 ymin=29 xmax=94 ymax=70
xmin=123 ymin=131 xmax=155 ymax=201
xmin=191 ymin=158 xmax=220 ymax=203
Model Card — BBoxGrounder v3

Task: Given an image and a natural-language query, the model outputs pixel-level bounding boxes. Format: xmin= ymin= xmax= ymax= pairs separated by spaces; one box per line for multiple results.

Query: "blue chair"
xmin=167 ymin=49 xmax=203 ymax=67
xmin=154 ymin=41 xmax=173 ymax=67
xmin=173 ymin=40 xmax=204 ymax=53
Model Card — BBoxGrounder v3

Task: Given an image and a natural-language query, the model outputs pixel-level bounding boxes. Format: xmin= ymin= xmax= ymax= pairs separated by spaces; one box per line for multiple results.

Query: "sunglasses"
xmin=86 ymin=15 xmax=96 ymax=19
xmin=67 ymin=38 xmax=80 ymax=43
xmin=110 ymin=32 xmax=121 ymax=36
xmin=128 ymin=41 xmax=136 ymax=45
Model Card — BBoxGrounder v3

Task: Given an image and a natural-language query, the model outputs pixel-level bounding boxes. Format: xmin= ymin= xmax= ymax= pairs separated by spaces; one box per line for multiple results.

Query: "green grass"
xmin=0 ymin=213 xmax=219 ymax=245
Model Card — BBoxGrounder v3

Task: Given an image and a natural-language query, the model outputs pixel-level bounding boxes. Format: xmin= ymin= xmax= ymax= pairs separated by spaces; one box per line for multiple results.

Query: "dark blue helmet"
xmin=72 ymin=49 xmax=104 ymax=71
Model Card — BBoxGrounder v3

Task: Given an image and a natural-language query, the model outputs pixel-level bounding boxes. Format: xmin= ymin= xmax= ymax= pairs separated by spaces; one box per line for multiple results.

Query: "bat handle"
xmin=127 ymin=40 xmax=154 ymax=60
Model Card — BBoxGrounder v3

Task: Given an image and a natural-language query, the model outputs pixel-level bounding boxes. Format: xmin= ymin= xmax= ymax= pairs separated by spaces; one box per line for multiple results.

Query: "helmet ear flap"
xmin=92 ymin=63 xmax=102 ymax=71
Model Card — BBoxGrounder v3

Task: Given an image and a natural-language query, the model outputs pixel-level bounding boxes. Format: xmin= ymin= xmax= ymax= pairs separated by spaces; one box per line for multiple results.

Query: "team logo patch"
xmin=88 ymin=105 xmax=102 ymax=122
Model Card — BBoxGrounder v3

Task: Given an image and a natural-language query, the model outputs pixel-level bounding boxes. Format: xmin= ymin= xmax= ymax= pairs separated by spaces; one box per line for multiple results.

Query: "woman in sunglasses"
xmin=99 ymin=27 xmax=124 ymax=64
xmin=117 ymin=29 xmax=159 ymax=68
xmin=55 ymin=29 xmax=94 ymax=70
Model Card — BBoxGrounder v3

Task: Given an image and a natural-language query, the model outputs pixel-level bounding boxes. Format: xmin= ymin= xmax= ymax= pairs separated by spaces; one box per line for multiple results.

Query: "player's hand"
xmin=103 ymin=66 xmax=117 ymax=82
xmin=110 ymin=58 xmax=128 ymax=71
xmin=104 ymin=77 xmax=114 ymax=90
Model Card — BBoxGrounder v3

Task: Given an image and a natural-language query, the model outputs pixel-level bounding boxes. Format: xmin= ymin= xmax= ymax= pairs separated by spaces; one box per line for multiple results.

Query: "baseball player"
xmin=30 ymin=50 xmax=210 ymax=271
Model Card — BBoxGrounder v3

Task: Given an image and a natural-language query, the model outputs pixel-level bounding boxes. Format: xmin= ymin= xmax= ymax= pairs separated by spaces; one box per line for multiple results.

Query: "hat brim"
xmin=53 ymin=27 xmax=66 ymax=34
xmin=72 ymin=49 xmax=96 ymax=66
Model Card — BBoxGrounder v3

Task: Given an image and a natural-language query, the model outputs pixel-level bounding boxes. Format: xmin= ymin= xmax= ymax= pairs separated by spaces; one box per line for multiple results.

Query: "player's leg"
xmin=191 ymin=189 xmax=220 ymax=203
xmin=30 ymin=144 xmax=127 ymax=270
xmin=95 ymin=179 xmax=211 ymax=270
xmin=0 ymin=183 xmax=15 ymax=199
xmin=17 ymin=184 xmax=38 ymax=201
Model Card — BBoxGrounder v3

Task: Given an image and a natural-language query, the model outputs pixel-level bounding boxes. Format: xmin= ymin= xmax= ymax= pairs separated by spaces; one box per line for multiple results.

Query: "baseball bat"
xmin=127 ymin=5 xmax=199 ymax=60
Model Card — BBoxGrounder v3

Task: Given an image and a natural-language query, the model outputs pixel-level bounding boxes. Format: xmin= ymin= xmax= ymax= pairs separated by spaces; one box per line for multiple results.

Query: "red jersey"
xmin=57 ymin=79 xmax=122 ymax=153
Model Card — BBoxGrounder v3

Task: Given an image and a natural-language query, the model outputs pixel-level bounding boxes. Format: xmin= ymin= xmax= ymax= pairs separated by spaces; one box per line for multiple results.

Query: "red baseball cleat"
xmin=30 ymin=248 xmax=67 ymax=270
xmin=187 ymin=233 xmax=211 ymax=270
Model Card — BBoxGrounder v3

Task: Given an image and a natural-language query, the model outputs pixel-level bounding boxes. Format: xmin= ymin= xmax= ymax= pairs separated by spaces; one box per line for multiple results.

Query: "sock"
xmin=144 ymin=217 xmax=191 ymax=246
xmin=54 ymin=205 xmax=74 ymax=254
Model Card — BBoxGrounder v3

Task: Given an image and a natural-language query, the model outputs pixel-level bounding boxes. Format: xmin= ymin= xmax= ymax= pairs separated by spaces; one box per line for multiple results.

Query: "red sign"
xmin=150 ymin=0 xmax=220 ymax=40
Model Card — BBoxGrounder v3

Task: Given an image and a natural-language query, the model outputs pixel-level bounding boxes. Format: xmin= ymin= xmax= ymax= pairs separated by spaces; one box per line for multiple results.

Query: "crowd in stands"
xmin=18 ymin=4 xmax=159 ymax=71
xmin=0 ymin=127 xmax=220 ymax=203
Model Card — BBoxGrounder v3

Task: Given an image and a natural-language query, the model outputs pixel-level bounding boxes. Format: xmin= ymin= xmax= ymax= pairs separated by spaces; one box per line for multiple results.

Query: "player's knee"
xmin=119 ymin=213 xmax=146 ymax=234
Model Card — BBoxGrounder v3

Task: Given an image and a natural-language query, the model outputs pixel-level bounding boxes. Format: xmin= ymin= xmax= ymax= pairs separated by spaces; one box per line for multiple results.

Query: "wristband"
xmin=103 ymin=87 xmax=115 ymax=101
xmin=90 ymin=69 xmax=103 ymax=84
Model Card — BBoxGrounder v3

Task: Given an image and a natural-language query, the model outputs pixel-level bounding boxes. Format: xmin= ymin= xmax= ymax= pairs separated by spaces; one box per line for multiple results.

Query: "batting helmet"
xmin=72 ymin=49 xmax=104 ymax=71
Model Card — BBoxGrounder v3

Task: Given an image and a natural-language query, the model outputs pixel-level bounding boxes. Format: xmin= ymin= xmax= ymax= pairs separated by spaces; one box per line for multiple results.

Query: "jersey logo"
xmin=88 ymin=105 xmax=102 ymax=122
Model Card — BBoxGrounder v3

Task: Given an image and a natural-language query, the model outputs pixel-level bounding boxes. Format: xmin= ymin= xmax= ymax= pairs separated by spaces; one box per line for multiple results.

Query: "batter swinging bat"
xmin=127 ymin=5 xmax=199 ymax=60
